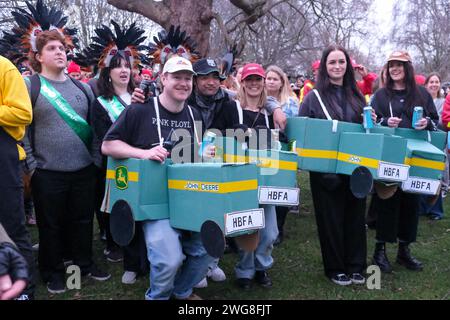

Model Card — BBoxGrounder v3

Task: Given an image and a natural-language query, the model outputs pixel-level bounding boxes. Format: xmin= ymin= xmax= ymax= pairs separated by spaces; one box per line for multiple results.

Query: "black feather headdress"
xmin=6 ymin=0 xmax=78 ymax=57
xmin=74 ymin=20 xmax=147 ymax=70
xmin=148 ymin=25 xmax=200 ymax=66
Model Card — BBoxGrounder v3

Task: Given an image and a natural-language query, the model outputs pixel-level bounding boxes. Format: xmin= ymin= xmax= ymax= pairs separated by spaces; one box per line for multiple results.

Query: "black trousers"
xmin=371 ymin=190 xmax=420 ymax=243
xmin=309 ymin=172 xmax=367 ymax=278
xmin=0 ymin=186 xmax=36 ymax=297
xmin=95 ymin=167 xmax=146 ymax=272
xmin=32 ymin=165 xmax=96 ymax=281
xmin=275 ymin=206 xmax=289 ymax=235
xmin=0 ymin=127 xmax=36 ymax=298
xmin=123 ymin=222 xmax=148 ymax=274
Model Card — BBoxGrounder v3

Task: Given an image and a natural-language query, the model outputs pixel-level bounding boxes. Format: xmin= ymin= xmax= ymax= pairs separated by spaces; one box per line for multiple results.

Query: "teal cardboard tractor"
xmin=215 ymin=137 xmax=300 ymax=206
xmin=286 ymin=117 xmax=446 ymax=198
xmin=104 ymin=158 xmax=264 ymax=258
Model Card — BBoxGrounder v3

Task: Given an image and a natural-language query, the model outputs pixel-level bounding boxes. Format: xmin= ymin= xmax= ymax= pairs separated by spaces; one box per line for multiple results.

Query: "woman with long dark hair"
xmin=370 ymin=51 xmax=438 ymax=273
xmin=92 ymin=53 xmax=150 ymax=285
xmin=299 ymin=45 xmax=371 ymax=286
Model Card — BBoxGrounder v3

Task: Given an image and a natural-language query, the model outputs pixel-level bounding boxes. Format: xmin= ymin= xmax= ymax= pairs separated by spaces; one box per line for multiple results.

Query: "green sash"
xmin=97 ymin=96 xmax=126 ymax=122
xmin=39 ymin=76 xmax=92 ymax=148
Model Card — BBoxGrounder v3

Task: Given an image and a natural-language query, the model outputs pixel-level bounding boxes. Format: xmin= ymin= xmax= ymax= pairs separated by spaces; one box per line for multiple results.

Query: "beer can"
xmin=412 ymin=106 xmax=423 ymax=128
xmin=363 ymin=106 xmax=374 ymax=129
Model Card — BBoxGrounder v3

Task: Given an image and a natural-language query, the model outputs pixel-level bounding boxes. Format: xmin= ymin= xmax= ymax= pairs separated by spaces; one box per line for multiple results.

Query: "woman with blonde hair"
xmin=265 ymin=65 xmax=299 ymax=245
xmin=212 ymin=63 xmax=278 ymax=290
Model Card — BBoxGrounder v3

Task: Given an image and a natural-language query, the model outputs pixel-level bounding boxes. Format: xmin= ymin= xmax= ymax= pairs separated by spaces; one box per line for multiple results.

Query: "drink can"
xmin=412 ymin=106 xmax=423 ymax=128
xmin=199 ymin=131 xmax=217 ymax=157
xmin=363 ymin=106 xmax=374 ymax=129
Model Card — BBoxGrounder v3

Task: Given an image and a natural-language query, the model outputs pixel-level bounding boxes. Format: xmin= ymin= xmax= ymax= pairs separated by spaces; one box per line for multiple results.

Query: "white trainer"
xmin=121 ymin=271 xmax=137 ymax=284
xmin=207 ymin=266 xmax=226 ymax=282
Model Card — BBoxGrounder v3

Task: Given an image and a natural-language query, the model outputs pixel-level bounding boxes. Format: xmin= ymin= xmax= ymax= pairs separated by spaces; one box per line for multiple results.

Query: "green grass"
xmin=31 ymin=172 xmax=450 ymax=300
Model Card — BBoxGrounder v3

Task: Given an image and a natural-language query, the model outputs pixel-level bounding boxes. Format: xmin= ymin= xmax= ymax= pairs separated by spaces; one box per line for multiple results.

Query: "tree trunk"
xmin=107 ymin=0 xmax=214 ymax=56
xmin=164 ymin=0 xmax=214 ymax=56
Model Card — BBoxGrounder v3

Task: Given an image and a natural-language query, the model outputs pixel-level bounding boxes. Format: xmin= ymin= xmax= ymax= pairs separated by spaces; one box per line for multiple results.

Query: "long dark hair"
xmin=385 ymin=60 xmax=424 ymax=118
xmin=97 ymin=54 xmax=135 ymax=100
xmin=315 ymin=44 xmax=365 ymax=121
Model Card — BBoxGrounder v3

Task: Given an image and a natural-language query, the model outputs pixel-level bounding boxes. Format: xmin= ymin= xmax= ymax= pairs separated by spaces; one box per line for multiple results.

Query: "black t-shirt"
xmin=299 ymin=85 xmax=363 ymax=123
xmin=211 ymin=100 xmax=274 ymax=131
xmin=210 ymin=100 xmax=275 ymax=149
xmin=104 ymin=98 xmax=204 ymax=156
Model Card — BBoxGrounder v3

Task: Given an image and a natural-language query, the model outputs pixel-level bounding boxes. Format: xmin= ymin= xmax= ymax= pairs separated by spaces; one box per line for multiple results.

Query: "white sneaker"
xmin=207 ymin=266 xmax=226 ymax=282
xmin=121 ymin=271 xmax=137 ymax=284
xmin=194 ymin=277 xmax=208 ymax=288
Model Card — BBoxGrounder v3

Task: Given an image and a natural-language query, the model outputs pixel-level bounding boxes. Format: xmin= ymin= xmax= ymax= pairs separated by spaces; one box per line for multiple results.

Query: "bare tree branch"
xmin=106 ymin=0 xmax=171 ymax=27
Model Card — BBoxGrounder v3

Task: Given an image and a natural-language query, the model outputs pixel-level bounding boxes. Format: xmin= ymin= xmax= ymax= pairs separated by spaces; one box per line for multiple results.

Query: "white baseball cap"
xmin=162 ymin=56 xmax=196 ymax=75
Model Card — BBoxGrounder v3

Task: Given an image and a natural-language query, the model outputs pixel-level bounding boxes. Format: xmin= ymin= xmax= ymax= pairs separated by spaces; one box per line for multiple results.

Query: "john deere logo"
xmin=115 ymin=166 xmax=128 ymax=190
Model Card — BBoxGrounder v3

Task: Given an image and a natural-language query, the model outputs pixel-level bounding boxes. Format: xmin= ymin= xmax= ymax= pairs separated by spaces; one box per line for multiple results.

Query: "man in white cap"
xmin=102 ymin=56 xmax=213 ymax=300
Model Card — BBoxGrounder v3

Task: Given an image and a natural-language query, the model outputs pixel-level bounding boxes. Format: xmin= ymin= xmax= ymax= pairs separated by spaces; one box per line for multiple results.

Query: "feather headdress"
xmin=10 ymin=0 xmax=78 ymax=54
xmin=148 ymin=25 xmax=200 ymax=66
xmin=74 ymin=20 xmax=147 ymax=70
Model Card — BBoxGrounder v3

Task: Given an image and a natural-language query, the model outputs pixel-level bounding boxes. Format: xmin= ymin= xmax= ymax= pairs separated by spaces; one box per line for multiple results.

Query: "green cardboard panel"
xmin=336 ymin=132 xmax=408 ymax=180
xmin=395 ymin=128 xmax=446 ymax=150
xmin=167 ymin=163 xmax=260 ymax=234
xmin=286 ymin=117 xmax=363 ymax=173
xmin=405 ymin=140 xmax=445 ymax=180
xmin=247 ymin=149 xmax=298 ymax=188
xmin=217 ymin=137 xmax=298 ymax=188
xmin=106 ymin=158 xmax=169 ymax=221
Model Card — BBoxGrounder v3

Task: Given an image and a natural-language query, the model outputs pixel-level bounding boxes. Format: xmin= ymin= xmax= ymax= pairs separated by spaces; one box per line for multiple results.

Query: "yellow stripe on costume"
xmin=296 ymin=148 xmax=338 ymax=160
xmin=168 ymin=179 xmax=257 ymax=193
xmin=404 ymin=157 xmax=445 ymax=171
xmin=296 ymin=148 xmax=379 ymax=168
xmin=106 ymin=169 xmax=139 ymax=182
xmin=337 ymin=152 xmax=379 ymax=169
xmin=223 ymin=154 xmax=297 ymax=171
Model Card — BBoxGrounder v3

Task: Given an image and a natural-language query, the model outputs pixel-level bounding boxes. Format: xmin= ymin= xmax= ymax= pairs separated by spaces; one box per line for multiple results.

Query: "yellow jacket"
xmin=0 ymin=55 xmax=32 ymax=160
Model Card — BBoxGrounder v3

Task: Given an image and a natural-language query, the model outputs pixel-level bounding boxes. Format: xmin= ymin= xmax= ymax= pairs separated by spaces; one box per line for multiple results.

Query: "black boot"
xmin=396 ymin=243 xmax=423 ymax=271
xmin=372 ymin=242 xmax=392 ymax=273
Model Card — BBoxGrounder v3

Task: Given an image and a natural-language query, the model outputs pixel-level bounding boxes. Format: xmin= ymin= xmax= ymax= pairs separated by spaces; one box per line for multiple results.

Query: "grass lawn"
xmin=31 ymin=172 xmax=450 ymax=300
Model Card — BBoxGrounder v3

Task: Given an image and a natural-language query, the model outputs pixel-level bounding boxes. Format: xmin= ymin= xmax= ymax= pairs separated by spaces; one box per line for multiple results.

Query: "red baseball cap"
xmin=241 ymin=63 xmax=265 ymax=81
xmin=311 ymin=60 xmax=320 ymax=71
xmin=141 ymin=68 xmax=152 ymax=76
xmin=67 ymin=61 xmax=81 ymax=74
xmin=415 ymin=74 xmax=426 ymax=85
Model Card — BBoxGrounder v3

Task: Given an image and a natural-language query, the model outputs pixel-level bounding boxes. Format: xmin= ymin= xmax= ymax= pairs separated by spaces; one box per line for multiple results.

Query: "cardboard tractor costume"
xmin=104 ymin=157 xmax=264 ymax=258
xmin=215 ymin=137 xmax=300 ymax=207
xmin=286 ymin=117 xmax=446 ymax=198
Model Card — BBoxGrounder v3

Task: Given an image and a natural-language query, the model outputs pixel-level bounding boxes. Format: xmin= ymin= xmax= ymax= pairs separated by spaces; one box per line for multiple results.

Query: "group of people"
xmin=1 ymin=1 xmax=449 ymax=301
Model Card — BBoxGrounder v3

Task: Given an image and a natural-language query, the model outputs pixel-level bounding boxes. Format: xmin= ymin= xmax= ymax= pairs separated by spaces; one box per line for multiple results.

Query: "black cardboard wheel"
xmin=350 ymin=166 xmax=373 ymax=199
xmin=200 ymin=220 xmax=225 ymax=258
xmin=110 ymin=200 xmax=135 ymax=247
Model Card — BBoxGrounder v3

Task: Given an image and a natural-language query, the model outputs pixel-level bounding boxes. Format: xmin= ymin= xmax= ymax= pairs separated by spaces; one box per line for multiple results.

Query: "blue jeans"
xmin=235 ymin=204 xmax=278 ymax=279
xmin=419 ymin=194 xmax=444 ymax=219
xmin=142 ymin=219 xmax=214 ymax=300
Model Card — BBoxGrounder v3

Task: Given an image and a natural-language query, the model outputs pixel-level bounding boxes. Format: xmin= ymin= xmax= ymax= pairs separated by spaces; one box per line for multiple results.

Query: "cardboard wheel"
xmin=374 ymin=182 xmax=398 ymax=199
xmin=200 ymin=220 xmax=225 ymax=258
xmin=234 ymin=231 xmax=260 ymax=252
xmin=110 ymin=200 xmax=135 ymax=247
xmin=350 ymin=166 xmax=373 ymax=199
